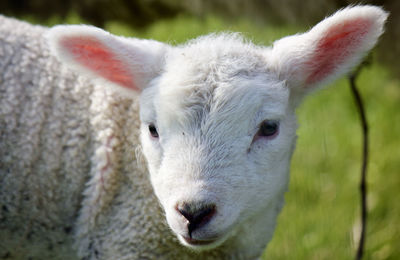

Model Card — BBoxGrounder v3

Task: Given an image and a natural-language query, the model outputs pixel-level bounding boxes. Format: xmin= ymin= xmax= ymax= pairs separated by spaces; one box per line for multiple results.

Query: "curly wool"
xmin=1 ymin=6 xmax=388 ymax=258
xmin=0 ymin=16 xmax=254 ymax=260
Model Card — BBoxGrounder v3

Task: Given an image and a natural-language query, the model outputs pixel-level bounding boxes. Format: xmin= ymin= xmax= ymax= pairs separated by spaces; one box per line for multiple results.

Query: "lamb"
xmin=0 ymin=6 xmax=387 ymax=260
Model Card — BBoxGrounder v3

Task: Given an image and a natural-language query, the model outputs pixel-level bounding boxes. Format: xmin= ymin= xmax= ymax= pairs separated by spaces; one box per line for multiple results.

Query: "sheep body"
xmin=0 ymin=16 xmax=93 ymax=259
xmin=0 ymin=16 xmax=256 ymax=260
xmin=0 ymin=6 xmax=387 ymax=259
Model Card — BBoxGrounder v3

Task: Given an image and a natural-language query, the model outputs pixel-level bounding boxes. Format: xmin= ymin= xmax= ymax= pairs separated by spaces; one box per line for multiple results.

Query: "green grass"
xmin=105 ymin=14 xmax=301 ymax=45
xmin=26 ymin=13 xmax=399 ymax=259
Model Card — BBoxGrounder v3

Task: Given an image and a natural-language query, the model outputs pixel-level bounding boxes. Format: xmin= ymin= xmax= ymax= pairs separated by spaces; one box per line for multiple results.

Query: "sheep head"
xmin=47 ymin=6 xmax=387 ymax=252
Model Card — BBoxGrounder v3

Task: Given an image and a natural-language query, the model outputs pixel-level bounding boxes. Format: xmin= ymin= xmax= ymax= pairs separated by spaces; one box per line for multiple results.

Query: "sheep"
xmin=0 ymin=5 xmax=387 ymax=260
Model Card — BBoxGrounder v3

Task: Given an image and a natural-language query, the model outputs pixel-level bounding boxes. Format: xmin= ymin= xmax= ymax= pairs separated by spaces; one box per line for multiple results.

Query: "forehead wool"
xmin=156 ymin=33 xmax=277 ymax=133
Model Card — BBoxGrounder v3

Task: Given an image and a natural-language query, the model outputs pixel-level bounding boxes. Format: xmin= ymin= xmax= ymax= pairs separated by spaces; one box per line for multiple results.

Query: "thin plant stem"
xmin=348 ymin=64 xmax=369 ymax=260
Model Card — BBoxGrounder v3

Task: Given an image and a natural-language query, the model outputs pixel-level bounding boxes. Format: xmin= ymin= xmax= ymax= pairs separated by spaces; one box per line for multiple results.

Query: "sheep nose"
xmin=176 ymin=202 xmax=216 ymax=238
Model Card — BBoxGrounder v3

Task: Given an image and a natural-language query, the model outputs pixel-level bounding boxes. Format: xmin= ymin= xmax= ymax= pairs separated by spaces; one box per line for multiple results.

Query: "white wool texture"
xmin=0 ymin=16 xmax=252 ymax=260
xmin=0 ymin=5 xmax=387 ymax=259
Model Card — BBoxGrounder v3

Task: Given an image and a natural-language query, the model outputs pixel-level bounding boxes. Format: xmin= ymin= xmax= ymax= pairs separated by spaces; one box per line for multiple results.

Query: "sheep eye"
xmin=148 ymin=124 xmax=159 ymax=138
xmin=258 ymin=120 xmax=279 ymax=137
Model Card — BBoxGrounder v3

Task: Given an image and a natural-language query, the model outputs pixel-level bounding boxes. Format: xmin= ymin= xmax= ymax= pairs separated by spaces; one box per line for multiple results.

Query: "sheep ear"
xmin=46 ymin=25 xmax=169 ymax=95
xmin=269 ymin=6 xmax=388 ymax=97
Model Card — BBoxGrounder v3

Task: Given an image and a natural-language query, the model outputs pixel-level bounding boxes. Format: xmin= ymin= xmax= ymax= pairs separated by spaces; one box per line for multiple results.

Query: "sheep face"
xmin=139 ymin=38 xmax=297 ymax=248
xmin=47 ymin=5 xmax=387 ymax=252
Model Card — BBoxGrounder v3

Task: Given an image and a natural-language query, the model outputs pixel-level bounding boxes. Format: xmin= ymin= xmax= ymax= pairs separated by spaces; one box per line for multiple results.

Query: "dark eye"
xmin=257 ymin=120 xmax=279 ymax=138
xmin=148 ymin=124 xmax=159 ymax=138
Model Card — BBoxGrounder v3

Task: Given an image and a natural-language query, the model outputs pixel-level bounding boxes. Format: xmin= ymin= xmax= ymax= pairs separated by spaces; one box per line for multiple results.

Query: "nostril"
xmin=176 ymin=203 xmax=216 ymax=224
xmin=176 ymin=202 xmax=216 ymax=238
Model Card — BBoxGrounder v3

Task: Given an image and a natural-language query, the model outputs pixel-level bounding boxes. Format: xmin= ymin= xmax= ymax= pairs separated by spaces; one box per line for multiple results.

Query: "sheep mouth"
xmin=178 ymin=233 xmax=230 ymax=250
xmin=177 ymin=221 xmax=236 ymax=250
xmin=181 ymin=236 xmax=217 ymax=246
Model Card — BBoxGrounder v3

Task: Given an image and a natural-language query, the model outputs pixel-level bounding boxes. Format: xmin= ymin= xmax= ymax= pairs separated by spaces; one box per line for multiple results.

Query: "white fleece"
xmin=0 ymin=5 xmax=387 ymax=259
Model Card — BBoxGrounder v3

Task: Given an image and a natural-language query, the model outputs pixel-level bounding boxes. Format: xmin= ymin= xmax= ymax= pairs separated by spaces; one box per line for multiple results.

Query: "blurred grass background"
xmin=1 ymin=1 xmax=399 ymax=259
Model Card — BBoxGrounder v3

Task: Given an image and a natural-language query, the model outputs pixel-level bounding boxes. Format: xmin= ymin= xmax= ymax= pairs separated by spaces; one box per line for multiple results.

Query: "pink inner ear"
xmin=306 ymin=18 xmax=372 ymax=85
xmin=61 ymin=36 xmax=137 ymax=90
